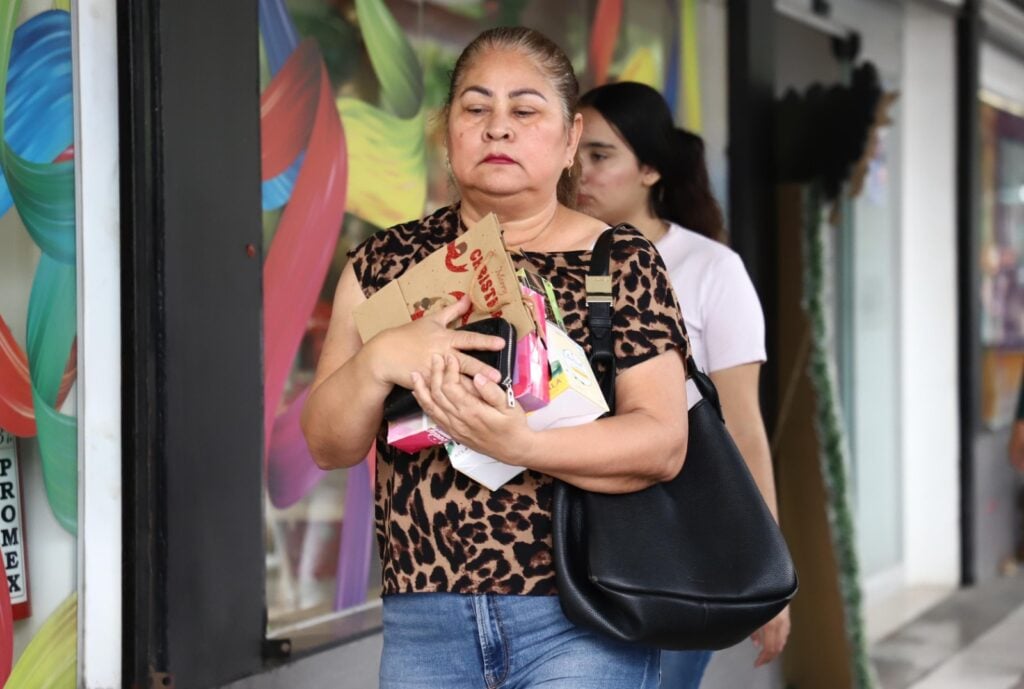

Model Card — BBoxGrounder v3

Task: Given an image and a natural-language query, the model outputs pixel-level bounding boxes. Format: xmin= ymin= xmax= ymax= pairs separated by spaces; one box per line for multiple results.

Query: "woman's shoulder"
xmin=659 ymin=223 xmax=749 ymax=277
xmin=553 ymin=207 xmax=614 ymax=250
xmin=663 ymin=222 xmax=737 ymax=260
xmin=536 ymin=208 xmax=651 ymax=254
xmin=605 ymin=222 xmax=663 ymax=266
xmin=353 ymin=205 xmax=459 ymax=255
xmin=661 ymin=222 xmax=763 ymax=324
xmin=347 ymin=205 xmax=460 ymax=290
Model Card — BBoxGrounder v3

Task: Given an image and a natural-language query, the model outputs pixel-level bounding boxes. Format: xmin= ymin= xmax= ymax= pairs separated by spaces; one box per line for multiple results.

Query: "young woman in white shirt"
xmin=576 ymin=81 xmax=790 ymax=688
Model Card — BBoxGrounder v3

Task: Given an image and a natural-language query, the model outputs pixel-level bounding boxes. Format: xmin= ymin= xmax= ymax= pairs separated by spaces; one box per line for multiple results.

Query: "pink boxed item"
xmin=512 ymin=284 xmax=550 ymax=411
xmin=387 ymin=412 xmax=451 ymax=454
xmin=513 ymin=330 xmax=549 ymax=411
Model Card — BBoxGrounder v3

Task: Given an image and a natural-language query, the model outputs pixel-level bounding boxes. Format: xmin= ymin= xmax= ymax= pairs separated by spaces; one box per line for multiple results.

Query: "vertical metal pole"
xmin=956 ymin=0 xmax=981 ymax=587
xmin=728 ymin=0 xmax=778 ymax=427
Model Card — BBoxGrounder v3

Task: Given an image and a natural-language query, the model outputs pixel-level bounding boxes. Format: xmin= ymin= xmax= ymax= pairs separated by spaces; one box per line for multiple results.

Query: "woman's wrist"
xmin=503 ymin=425 xmax=542 ymax=468
xmin=356 ymin=333 xmax=397 ymax=390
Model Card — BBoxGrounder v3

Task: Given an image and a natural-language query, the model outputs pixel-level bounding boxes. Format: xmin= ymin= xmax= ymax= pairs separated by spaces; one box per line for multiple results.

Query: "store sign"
xmin=0 ymin=429 xmax=30 ymax=618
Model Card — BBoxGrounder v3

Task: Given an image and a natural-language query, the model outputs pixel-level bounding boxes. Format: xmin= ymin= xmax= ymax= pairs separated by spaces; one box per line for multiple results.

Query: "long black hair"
xmin=578 ymin=81 xmax=725 ymax=241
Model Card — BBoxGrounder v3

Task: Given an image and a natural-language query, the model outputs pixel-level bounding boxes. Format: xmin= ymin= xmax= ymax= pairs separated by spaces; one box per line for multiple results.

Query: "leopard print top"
xmin=347 ymin=205 xmax=688 ymax=596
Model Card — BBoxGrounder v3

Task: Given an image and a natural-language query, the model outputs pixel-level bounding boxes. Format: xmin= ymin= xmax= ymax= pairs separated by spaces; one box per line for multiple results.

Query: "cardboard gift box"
xmin=353 ymin=213 xmax=537 ymax=343
xmin=525 ymin=324 xmax=609 ymax=430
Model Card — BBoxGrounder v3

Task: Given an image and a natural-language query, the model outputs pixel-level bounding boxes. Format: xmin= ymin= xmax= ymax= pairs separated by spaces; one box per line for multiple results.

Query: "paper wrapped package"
xmin=523 ymin=324 xmax=609 ymax=430
xmin=446 ymin=441 xmax=526 ymax=491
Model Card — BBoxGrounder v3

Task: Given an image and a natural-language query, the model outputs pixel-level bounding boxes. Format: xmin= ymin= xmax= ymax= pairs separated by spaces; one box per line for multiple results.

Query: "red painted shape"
xmin=588 ymin=0 xmax=623 ymax=86
xmin=262 ymin=39 xmax=348 ymax=484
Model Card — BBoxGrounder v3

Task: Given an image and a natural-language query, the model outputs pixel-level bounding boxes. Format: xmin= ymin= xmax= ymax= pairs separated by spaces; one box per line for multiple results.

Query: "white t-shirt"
xmin=656 ymin=223 xmax=766 ymax=374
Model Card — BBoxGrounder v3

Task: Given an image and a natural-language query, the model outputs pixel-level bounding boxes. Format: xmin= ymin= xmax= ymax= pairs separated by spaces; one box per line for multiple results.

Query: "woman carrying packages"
xmin=302 ymin=28 xmax=690 ymax=689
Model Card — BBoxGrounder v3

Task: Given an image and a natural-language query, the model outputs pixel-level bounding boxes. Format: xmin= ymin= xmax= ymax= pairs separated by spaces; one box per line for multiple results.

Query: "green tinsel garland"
xmin=800 ymin=184 xmax=876 ymax=689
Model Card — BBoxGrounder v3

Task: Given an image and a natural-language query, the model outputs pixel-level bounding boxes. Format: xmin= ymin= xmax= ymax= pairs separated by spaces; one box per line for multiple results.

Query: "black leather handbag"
xmin=551 ymin=228 xmax=798 ymax=651
xmin=382 ymin=317 xmax=517 ymax=421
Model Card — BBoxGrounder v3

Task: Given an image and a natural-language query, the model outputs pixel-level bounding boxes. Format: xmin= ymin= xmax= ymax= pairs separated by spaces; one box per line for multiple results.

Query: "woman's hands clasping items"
xmin=410 ymin=353 xmax=535 ymax=465
xmin=370 ymin=295 xmax=505 ymax=391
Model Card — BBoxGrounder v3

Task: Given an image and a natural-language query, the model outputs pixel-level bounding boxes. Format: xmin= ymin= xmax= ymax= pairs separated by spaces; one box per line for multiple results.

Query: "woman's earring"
xmin=565 ymin=164 xmax=573 ymax=178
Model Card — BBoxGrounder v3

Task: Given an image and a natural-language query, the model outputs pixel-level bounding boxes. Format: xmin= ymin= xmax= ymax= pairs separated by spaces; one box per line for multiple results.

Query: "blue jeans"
xmin=660 ymin=650 xmax=713 ymax=689
xmin=381 ymin=593 xmax=661 ymax=689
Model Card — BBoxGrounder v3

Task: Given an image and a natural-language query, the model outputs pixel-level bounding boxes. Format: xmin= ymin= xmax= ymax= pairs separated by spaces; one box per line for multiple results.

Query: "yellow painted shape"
xmin=619 ymin=47 xmax=660 ymax=89
xmin=682 ymin=0 xmax=702 ymax=132
xmin=7 ymin=593 xmax=76 ymax=688
xmin=338 ymin=97 xmax=427 ymax=228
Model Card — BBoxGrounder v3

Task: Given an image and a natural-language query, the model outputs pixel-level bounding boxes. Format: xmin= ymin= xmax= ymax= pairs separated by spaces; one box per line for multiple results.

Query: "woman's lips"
xmin=482 ymin=154 xmax=516 ymax=164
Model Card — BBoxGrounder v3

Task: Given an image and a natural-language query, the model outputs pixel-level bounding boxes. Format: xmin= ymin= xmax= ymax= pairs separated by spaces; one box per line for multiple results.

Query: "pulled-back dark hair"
xmin=578 ymin=81 xmax=725 ymax=241
xmin=443 ymin=26 xmax=580 ymax=207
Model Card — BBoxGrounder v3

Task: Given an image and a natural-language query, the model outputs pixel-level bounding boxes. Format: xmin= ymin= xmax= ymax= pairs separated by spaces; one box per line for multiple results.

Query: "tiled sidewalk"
xmin=872 ymin=574 xmax=1024 ymax=689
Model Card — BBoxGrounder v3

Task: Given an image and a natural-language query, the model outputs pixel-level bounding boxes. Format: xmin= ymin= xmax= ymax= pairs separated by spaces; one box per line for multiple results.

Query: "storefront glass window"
xmin=0 ymin=0 xmax=79 ymax=679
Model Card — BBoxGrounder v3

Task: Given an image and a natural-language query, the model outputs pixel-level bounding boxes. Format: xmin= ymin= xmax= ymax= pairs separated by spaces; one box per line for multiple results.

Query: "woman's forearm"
xmin=511 ymin=410 xmax=687 ymax=493
xmin=730 ymin=423 xmax=779 ymax=520
xmin=301 ymin=342 xmax=392 ymax=470
xmin=711 ymin=363 xmax=779 ymax=521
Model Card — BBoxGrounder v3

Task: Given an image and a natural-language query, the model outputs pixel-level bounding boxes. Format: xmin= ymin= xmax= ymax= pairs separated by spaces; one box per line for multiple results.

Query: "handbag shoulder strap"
xmin=585 ymin=226 xmax=722 ymax=416
xmin=586 ymin=227 xmax=618 ymax=407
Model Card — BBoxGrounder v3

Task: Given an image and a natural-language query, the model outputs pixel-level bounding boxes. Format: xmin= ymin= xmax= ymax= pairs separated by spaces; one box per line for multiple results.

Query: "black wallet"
xmin=382 ymin=318 xmax=518 ymax=421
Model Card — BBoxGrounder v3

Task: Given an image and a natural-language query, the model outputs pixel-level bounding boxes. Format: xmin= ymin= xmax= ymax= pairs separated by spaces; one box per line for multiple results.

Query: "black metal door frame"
xmin=119 ymin=0 xmax=267 ymax=685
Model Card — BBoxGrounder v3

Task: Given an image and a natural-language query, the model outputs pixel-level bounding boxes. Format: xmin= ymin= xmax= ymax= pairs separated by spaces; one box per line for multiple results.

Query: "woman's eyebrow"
xmin=458 ymin=86 xmax=547 ymax=101
xmin=460 ymin=85 xmax=492 ymax=98
xmin=581 ymin=141 xmax=617 ymax=150
xmin=509 ymin=88 xmax=547 ymax=100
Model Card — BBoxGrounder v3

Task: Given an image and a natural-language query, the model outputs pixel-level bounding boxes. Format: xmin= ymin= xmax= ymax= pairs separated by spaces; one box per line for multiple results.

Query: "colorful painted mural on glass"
xmin=259 ymin=0 xmax=707 ymax=631
xmin=0 ymin=0 xmax=78 ymax=685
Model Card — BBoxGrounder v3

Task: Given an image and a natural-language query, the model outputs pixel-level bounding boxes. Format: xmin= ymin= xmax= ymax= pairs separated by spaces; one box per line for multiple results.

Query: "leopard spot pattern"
xmin=349 ymin=205 xmax=688 ymax=595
